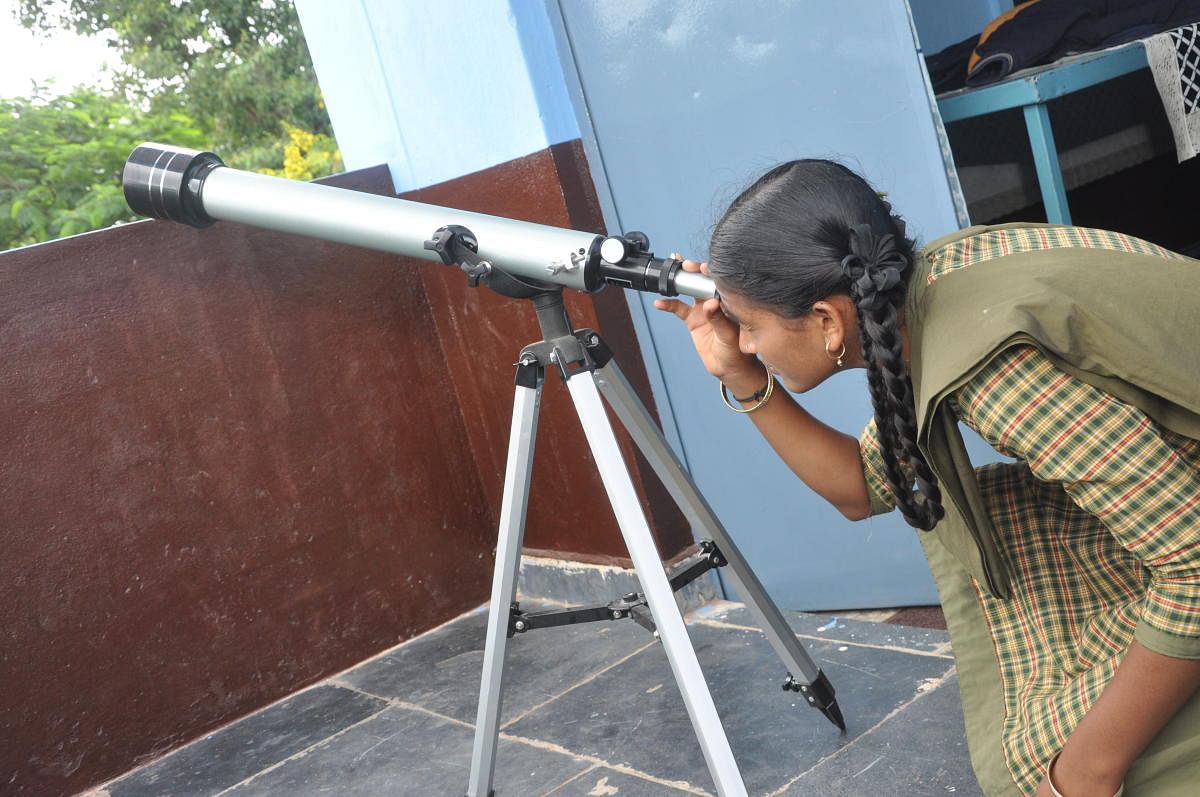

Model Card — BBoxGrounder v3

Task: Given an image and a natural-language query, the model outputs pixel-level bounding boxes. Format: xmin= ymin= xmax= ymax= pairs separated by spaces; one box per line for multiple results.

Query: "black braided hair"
xmin=707 ymin=160 xmax=944 ymax=530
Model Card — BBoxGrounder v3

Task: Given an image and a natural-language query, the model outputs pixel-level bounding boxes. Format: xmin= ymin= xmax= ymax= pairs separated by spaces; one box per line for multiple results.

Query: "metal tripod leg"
xmin=567 ymin=372 xmax=748 ymax=797
xmin=594 ymin=360 xmax=845 ymax=731
xmin=466 ymin=371 xmax=543 ymax=797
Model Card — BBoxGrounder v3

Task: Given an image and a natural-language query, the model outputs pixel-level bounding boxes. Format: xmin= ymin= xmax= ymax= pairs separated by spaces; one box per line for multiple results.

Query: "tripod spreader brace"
xmin=507 ymin=540 xmax=727 ymax=639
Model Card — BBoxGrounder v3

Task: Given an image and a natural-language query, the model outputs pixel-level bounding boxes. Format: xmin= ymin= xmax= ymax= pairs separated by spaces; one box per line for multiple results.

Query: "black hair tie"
xmin=840 ymin=224 xmax=907 ymax=310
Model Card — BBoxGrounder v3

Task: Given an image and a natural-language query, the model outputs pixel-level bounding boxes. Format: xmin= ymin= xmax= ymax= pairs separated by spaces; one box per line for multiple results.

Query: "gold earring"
xmin=825 ymin=339 xmax=846 ymax=368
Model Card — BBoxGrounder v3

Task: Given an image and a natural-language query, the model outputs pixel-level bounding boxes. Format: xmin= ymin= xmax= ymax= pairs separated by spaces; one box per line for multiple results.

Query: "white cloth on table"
xmin=1143 ymin=22 xmax=1200 ymax=162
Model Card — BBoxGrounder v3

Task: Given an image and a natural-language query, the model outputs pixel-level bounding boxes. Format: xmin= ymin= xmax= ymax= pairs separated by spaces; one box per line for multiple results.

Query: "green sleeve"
xmin=858 ymin=417 xmax=897 ymax=518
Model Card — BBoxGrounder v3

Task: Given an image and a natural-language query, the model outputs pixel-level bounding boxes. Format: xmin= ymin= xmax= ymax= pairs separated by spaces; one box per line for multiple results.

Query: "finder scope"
xmin=122 ymin=143 xmax=716 ymax=301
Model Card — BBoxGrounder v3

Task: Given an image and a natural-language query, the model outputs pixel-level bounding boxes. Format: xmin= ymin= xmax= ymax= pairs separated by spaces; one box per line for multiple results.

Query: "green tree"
xmin=0 ymin=87 xmax=209 ymax=248
xmin=5 ymin=1 xmax=343 ymax=250
xmin=18 ymin=0 xmax=332 ymax=154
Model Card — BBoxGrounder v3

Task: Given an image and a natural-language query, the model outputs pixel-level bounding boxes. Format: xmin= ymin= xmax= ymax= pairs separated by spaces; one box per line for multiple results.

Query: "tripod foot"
xmin=784 ymin=670 xmax=846 ymax=732
xmin=820 ymin=698 xmax=847 ymax=733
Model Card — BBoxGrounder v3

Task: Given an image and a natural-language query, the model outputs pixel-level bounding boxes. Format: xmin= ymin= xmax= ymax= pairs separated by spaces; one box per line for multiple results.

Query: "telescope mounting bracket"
xmin=424 ymin=224 xmax=555 ymax=299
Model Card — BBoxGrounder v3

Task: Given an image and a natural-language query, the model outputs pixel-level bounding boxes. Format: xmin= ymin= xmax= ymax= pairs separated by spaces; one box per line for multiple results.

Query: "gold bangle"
xmin=719 ymin=375 xmax=775 ymax=413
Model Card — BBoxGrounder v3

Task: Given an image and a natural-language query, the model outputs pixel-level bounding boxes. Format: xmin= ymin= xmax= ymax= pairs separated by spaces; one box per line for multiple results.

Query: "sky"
xmin=0 ymin=1 xmax=121 ymax=98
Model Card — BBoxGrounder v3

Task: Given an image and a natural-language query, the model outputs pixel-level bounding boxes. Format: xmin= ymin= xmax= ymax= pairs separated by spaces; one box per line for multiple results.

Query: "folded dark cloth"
xmin=927 ymin=33 xmax=980 ymax=93
xmin=925 ymin=0 xmax=1200 ymax=92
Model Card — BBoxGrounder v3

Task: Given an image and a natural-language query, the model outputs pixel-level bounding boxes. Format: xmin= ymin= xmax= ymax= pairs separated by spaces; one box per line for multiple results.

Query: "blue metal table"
xmin=936 ymin=44 xmax=1150 ymax=224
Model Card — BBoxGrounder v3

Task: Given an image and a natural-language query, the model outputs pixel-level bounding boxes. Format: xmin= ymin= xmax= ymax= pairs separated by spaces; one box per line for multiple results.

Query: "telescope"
xmin=122 ymin=143 xmax=715 ymax=302
xmin=122 ymin=143 xmax=841 ymax=797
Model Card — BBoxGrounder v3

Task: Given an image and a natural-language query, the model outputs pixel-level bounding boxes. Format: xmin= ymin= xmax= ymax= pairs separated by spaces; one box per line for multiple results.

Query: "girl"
xmin=655 ymin=160 xmax=1200 ymax=797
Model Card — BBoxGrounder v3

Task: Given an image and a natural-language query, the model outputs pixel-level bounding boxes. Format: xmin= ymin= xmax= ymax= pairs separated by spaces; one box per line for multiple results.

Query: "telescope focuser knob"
xmin=599 ymin=232 xmax=651 ymax=265
xmin=624 ymin=231 xmax=651 ymax=252
xmin=600 ymin=237 xmax=628 ymax=264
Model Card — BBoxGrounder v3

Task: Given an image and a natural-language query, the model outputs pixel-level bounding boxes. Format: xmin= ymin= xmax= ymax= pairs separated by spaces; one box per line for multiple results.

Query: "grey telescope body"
xmin=122 ymin=143 xmax=716 ymax=301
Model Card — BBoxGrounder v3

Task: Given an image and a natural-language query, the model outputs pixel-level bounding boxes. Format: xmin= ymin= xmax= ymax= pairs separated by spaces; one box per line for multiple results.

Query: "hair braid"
xmin=844 ymin=225 xmax=944 ymax=530
xmin=855 ymin=309 xmax=923 ymax=524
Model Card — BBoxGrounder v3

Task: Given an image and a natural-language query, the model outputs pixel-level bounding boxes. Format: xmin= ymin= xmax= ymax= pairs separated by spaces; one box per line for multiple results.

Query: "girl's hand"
xmin=652 ymin=256 xmax=763 ymax=385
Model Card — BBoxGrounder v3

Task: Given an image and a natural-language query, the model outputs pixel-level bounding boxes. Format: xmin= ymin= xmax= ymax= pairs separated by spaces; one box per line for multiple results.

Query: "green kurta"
xmin=909 ymin=223 xmax=1200 ymax=650
xmin=859 ymin=223 xmax=1200 ymax=795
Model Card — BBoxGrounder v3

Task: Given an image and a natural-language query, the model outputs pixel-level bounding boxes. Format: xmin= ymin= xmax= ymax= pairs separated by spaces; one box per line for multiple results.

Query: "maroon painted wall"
xmin=410 ymin=140 xmax=690 ymax=565
xmin=1 ymin=145 xmax=688 ymax=795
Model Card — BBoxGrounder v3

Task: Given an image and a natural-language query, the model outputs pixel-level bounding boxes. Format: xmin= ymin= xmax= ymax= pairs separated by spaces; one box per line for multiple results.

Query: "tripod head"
xmin=123 ymin=143 xmax=716 ymax=302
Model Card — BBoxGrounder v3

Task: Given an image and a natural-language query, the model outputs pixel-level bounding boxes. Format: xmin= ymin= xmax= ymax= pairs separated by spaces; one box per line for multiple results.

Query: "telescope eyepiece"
xmin=123 ymin=143 xmax=223 ymax=228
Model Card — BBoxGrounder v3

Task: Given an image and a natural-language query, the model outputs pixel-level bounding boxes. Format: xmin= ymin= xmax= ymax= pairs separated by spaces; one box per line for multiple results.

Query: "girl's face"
xmin=716 ymin=287 xmax=853 ymax=393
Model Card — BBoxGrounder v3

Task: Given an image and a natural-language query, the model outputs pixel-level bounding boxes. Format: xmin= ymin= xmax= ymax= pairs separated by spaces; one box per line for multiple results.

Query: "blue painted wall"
xmin=549 ymin=0 xmax=967 ymax=609
xmin=296 ymin=1 xmax=994 ymax=609
xmin=293 ymin=0 xmax=579 ymax=192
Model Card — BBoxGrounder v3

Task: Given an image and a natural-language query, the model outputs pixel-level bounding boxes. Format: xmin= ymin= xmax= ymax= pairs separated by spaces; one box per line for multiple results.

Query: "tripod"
xmin=466 ymin=291 xmax=845 ymax=797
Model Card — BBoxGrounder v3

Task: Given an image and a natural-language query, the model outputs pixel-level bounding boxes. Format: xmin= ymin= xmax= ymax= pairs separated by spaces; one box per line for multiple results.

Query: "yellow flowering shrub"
xmin=260 ymin=124 xmax=343 ymax=181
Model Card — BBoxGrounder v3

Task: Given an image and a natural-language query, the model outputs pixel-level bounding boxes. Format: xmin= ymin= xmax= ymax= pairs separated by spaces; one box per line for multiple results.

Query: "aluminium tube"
xmin=122 ymin=143 xmax=716 ymax=301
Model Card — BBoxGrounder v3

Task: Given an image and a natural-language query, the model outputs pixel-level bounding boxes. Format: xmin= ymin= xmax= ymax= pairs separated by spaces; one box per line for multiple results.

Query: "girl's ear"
xmin=810 ymin=296 xmax=854 ymax=342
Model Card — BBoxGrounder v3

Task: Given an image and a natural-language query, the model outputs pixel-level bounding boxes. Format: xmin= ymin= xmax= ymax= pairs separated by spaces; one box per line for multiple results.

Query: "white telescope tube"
xmin=123 ymin=143 xmax=716 ymax=301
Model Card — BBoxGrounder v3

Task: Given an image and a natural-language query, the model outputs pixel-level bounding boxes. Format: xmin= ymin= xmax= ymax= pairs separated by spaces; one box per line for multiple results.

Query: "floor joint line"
xmin=690 ymin=616 xmax=955 ymax=659
xmin=499 ymin=639 xmax=659 ymax=729
xmin=211 ymin=706 xmax=391 ymax=795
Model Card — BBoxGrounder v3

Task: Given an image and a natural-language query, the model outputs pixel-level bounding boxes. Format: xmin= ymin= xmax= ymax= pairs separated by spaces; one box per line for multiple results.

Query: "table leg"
xmin=1023 ymin=102 xmax=1072 ymax=224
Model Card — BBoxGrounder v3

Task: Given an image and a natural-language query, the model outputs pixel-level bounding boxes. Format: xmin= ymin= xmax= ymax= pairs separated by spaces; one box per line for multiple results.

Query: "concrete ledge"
xmin=516 ymin=554 xmax=721 ymax=613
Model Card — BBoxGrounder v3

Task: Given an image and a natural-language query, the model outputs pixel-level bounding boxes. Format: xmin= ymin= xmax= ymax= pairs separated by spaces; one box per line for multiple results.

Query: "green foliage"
xmin=0 ymin=88 xmax=209 ymax=249
xmin=18 ymin=0 xmax=332 ymax=152
xmin=3 ymin=1 xmax=343 ymax=250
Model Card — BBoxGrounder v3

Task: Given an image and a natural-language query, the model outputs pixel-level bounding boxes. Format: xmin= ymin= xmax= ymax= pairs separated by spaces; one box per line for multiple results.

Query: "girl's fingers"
xmin=669 ymin=255 xmax=708 ymax=275
xmin=702 ymin=302 xmax=743 ymax=348
xmin=653 ymin=297 xmax=693 ymax=321
xmin=699 ymin=297 xmax=733 ymax=330
xmin=655 ymin=295 xmax=734 ymax=342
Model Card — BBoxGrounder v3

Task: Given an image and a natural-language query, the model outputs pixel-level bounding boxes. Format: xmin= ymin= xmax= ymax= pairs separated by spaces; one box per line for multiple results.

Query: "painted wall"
xmin=2 ymin=147 xmax=691 ymax=795
xmin=0 ymin=168 xmax=498 ymax=794
xmin=550 ymin=0 xmax=966 ymax=609
xmin=294 ymin=0 xmax=579 ymax=192
xmin=295 ymin=1 xmax=987 ymax=609
xmin=293 ymin=0 xmax=689 ymax=566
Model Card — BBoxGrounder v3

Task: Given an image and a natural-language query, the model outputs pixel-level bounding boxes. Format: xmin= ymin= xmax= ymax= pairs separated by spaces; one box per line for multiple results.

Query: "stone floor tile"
xmin=225 ymin=705 xmax=590 ymax=796
xmin=544 ymin=765 xmax=707 ymax=796
xmin=503 ymin=620 xmax=956 ymax=795
xmin=337 ymin=603 xmax=658 ymax=724
xmin=105 ymin=685 xmax=387 ymax=797
xmin=777 ymin=675 xmax=983 ymax=796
